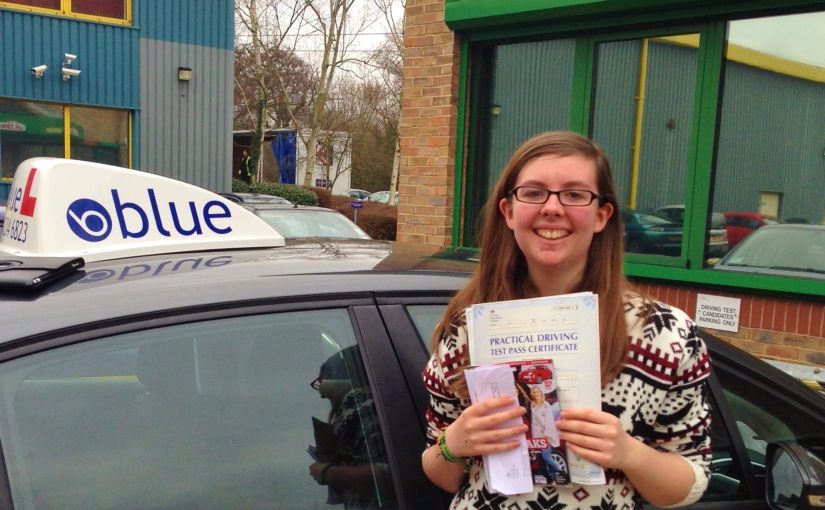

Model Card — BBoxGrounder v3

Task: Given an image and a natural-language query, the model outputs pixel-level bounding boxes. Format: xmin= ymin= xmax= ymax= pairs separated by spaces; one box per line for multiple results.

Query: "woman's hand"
xmin=555 ymin=408 xmax=640 ymax=471
xmin=444 ymin=396 xmax=528 ymax=459
xmin=309 ymin=462 xmax=330 ymax=484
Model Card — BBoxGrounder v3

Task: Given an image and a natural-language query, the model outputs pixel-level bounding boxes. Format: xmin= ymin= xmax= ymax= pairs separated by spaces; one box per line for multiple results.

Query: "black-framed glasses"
xmin=509 ymin=186 xmax=602 ymax=206
xmin=310 ymin=375 xmax=322 ymax=390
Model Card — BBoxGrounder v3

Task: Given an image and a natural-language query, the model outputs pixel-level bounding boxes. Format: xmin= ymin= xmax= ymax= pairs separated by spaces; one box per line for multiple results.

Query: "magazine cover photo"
xmin=515 ymin=360 xmax=570 ymax=486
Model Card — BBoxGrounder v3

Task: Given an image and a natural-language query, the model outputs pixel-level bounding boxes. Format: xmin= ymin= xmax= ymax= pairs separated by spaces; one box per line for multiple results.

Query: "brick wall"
xmin=397 ymin=0 xmax=459 ymax=246
xmin=635 ymin=281 xmax=825 ymax=366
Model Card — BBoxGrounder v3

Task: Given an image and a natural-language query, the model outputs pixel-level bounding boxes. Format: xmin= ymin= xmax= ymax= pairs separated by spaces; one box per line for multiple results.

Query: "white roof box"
xmin=0 ymin=158 xmax=285 ymax=262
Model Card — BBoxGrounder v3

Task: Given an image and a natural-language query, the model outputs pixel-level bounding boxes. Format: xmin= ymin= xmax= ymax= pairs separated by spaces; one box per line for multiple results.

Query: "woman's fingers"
xmin=446 ymin=396 xmax=529 ymax=457
xmin=557 ymin=418 xmax=616 ymax=439
xmin=556 ymin=407 xmax=633 ymax=469
xmin=465 ymin=396 xmax=520 ymax=416
xmin=558 ymin=430 xmax=611 ymax=451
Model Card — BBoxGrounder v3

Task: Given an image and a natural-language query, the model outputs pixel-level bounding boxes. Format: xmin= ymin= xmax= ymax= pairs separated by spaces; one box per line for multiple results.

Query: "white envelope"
xmin=464 ymin=364 xmax=533 ymax=495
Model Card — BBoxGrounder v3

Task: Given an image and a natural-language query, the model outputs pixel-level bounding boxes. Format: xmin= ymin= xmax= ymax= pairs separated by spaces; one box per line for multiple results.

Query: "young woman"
xmin=421 ymin=132 xmax=710 ymax=509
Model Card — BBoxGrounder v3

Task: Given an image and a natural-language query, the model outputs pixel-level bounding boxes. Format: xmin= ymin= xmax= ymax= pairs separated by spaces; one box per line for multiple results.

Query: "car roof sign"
xmin=0 ymin=158 xmax=285 ymax=262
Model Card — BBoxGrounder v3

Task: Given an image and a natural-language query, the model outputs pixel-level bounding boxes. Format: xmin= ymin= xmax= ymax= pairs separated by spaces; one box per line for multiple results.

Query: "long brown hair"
xmin=432 ymin=131 xmax=636 ymax=387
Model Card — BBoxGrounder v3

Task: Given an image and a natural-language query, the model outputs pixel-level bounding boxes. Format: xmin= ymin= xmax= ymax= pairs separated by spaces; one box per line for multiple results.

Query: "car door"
xmin=687 ymin=335 xmax=825 ymax=510
xmin=0 ymin=296 xmax=442 ymax=510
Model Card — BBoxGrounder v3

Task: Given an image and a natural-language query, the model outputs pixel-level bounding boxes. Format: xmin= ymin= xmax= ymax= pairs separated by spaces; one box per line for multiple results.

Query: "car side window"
xmin=703 ymin=392 xmax=751 ymax=501
xmin=709 ymin=366 xmax=825 ymax=500
xmin=0 ymin=311 xmax=396 ymax=510
xmin=406 ymin=305 xmax=447 ymax=347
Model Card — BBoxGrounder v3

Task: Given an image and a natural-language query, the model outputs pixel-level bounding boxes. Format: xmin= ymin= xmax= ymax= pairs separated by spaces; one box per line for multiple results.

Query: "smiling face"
xmin=499 ymin=154 xmax=614 ymax=294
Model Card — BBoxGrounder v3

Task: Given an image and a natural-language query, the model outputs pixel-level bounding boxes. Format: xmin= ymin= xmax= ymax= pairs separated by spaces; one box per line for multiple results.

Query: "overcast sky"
xmin=728 ymin=11 xmax=825 ymax=68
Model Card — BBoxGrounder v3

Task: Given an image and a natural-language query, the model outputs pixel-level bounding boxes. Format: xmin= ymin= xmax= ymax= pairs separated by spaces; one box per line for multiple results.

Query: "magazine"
xmin=513 ymin=360 xmax=570 ymax=486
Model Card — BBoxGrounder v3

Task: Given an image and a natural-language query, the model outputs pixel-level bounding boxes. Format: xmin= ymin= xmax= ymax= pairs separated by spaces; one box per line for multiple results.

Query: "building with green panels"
xmin=398 ymin=0 xmax=825 ymax=365
xmin=0 ymin=0 xmax=234 ymax=199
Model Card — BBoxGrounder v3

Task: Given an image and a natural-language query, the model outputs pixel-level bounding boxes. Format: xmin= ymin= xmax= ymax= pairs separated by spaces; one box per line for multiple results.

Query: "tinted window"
xmin=0 ymin=0 xmax=59 ymax=9
xmin=710 ymin=364 xmax=825 ymax=500
xmin=0 ymin=311 xmax=395 ymax=509
xmin=406 ymin=305 xmax=446 ymax=345
xmin=70 ymin=0 xmax=126 ymax=19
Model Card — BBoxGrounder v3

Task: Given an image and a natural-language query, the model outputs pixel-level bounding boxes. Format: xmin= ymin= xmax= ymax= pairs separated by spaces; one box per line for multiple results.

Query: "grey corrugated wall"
xmin=592 ymin=39 xmax=641 ymax=207
xmin=138 ymin=39 xmax=233 ymax=192
xmin=485 ymin=38 xmax=576 ymax=191
xmin=713 ymin=61 xmax=825 ymax=222
xmin=636 ymin=41 xmax=697 ymax=211
xmin=591 ymin=39 xmax=698 ymax=211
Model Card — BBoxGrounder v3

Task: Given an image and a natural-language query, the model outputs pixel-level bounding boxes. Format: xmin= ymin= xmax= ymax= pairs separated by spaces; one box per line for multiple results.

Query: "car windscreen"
xmin=718 ymin=227 xmax=825 ymax=276
xmin=256 ymin=209 xmax=371 ymax=239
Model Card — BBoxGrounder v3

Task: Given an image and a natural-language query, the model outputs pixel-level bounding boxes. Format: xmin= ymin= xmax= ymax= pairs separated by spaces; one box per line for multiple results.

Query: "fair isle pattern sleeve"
xmin=422 ymin=313 xmax=471 ymax=448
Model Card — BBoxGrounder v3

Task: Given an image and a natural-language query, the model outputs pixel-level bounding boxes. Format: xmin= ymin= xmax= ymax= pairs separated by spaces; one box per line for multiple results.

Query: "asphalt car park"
xmin=1 ymin=159 xmax=824 ymax=509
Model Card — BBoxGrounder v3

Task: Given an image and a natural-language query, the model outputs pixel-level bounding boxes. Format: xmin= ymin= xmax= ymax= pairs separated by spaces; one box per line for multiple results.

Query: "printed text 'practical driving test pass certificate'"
xmin=466 ymin=292 xmax=606 ymax=485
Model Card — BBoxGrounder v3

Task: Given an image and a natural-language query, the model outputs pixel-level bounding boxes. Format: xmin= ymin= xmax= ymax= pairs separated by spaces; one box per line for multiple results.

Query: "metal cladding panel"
xmin=635 ymin=41 xmax=697 ymax=211
xmin=592 ymin=39 xmax=697 ymax=211
xmin=137 ymin=0 xmax=233 ymax=50
xmin=486 ymin=38 xmax=575 ymax=190
xmin=139 ymin=39 xmax=233 ymax=192
xmin=591 ymin=39 xmax=641 ymax=208
xmin=713 ymin=61 xmax=825 ymax=221
xmin=0 ymin=9 xmax=138 ymax=108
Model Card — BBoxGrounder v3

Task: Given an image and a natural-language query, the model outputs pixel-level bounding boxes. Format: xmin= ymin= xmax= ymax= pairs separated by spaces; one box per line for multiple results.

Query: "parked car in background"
xmin=219 ymin=192 xmax=293 ymax=205
xmin=621 ymin=210 xmax=682 ymax=255
xmin=655 ymin=205 xmax=728 ymax=257
xmin=723 ymin=212 xmax=778 ymax=249
xmin=348 ymin=188 xmax=371 ymax=201
xmin=714 ymin=224 xmax=825 ymax=280
xmin=244 ymin=203 xmax=373 ymax=240
xmin=0 ymin=205 xmax=5 ymax=232
xmin=368 ymin=190 xmax=399 ymax=206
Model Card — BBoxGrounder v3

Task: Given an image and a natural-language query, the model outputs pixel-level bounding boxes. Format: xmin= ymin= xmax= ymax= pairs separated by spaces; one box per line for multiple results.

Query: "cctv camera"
xmin=31 ymin=64 xmax=47 ymax=78
xmin=61 ymin=67 xmax=81 ymax=80
xmin=64 ymin=53 xmax=77 ymax=64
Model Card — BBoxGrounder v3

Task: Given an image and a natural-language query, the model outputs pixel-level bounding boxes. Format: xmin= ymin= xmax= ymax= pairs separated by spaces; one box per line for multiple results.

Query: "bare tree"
xmin=234 ymin=0 xmax=271 ymax=183
xmin=368 ymin=0 xmax=403 ymax=204
xmin=286 ymin=0 xmax=381 ymax=186
xmin=235 ymin=0 xmax=318 ymax=181
xmin=235 ymin=0 xmax=400 ymax=190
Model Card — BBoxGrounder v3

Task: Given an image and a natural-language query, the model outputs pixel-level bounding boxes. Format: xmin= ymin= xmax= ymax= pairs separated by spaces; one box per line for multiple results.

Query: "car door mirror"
xmin=766 ymin=441 xmax=825 ymax=509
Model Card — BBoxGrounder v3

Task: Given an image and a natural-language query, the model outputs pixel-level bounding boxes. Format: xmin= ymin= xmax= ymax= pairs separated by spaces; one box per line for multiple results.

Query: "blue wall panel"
xmin=0 ymin=9 xmax=138 ymax=108
xmin=137 ymin=0 xmax=233 ymax=50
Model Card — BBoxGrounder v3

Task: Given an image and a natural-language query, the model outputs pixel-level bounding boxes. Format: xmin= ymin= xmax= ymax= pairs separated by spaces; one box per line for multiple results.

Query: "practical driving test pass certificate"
xmin=466 ymin=292 xmax=606 ymax=485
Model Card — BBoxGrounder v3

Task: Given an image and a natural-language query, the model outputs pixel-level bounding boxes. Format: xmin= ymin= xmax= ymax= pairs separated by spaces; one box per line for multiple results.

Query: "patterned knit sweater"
xmin=422 ymin=296 xmax=711 ymax=510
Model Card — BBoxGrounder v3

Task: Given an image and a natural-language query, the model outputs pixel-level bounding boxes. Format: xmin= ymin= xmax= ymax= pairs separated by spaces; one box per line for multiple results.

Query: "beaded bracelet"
xmin=437 ymin=429 xmax=463 ymax=463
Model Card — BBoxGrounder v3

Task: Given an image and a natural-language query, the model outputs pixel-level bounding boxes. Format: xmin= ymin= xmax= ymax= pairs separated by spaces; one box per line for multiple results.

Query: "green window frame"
xmin=454 ymin=1 xmax=825 ymax=298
